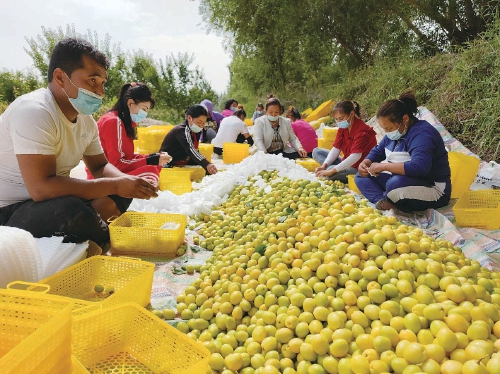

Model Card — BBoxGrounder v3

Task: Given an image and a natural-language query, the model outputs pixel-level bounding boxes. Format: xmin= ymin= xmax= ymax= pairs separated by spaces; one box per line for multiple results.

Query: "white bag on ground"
xmin=470 ymin=161 xmax=500 ymax=190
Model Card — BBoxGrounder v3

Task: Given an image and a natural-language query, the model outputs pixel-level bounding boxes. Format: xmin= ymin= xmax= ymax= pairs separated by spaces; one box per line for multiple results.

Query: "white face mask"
xmin=189 ymin=123 xmax=203 ymax=133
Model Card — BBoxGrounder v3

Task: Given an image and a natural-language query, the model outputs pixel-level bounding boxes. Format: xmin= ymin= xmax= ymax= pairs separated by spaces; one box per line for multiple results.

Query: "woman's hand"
xmin=367 ymin=162 xmax=385 ymax=177
xmin=158 ymin=152 xmax=172 ymax=165
xmin=358 ymin=159 xmax=372 ymax=177
xmin=316 ymin=168 xmax=336 ymax=178
xmin=315 ymin=163 xmax=327 ymax=173
xmin=207 ymin=163 xmax=218 ymax=175
xmin=298 ymin=148 xmax=307 ymax=158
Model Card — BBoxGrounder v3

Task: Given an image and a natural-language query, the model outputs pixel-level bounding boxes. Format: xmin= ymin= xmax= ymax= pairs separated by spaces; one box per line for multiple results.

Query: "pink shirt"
xmin=291 ymin=119 xmax=318 ymax=153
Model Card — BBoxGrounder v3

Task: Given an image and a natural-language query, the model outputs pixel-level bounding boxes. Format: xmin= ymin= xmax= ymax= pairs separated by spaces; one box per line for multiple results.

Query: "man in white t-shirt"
xmin=211 ymin=106 xmax=253 ymax=155
xmin=0 ymin=38 xmax=158 ymax=246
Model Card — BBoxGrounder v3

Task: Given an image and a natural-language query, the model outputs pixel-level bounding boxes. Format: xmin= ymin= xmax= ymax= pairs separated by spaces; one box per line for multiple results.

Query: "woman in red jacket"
xmin=86 ymin=82 xmax=171 ymax=187
xmin=313 ymin=100 xmax=377 ymax=183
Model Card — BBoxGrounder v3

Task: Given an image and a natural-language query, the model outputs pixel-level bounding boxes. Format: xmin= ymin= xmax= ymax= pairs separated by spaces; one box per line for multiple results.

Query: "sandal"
xmin=375 ymin=198 xmax=395 ymax=211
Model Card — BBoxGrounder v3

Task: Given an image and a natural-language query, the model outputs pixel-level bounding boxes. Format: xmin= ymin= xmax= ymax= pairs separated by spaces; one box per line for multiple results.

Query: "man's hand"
xmin=207 ymin=163 xmax=218 ymax=175
xmin=358 ymin=159 xmax=372 ymax=177
xmin=159 ymin=152 xmax=172 ymax=165
xmin=298 ymin=148 xmax=308 ymax=158
xmin=115 ymin=175 xmax=158 ymax=199
xmin=316 ymin=168 xmax=336 ymax=178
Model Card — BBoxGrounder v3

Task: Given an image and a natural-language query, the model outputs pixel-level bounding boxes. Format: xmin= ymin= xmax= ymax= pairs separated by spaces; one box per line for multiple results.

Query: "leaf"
xmin=255 ymin=244 xmax=266 ymax=255
xmin=285 ymin=207 xmax=294 ymax=214
xmin=191 ymin=245 xmax=203 ymax=253
xmin=172 ymin=266 xmax=187 ymax=275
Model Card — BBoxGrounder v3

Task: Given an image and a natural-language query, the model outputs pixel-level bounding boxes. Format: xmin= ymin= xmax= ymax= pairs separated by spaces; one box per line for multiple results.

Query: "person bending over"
xmin=0 ymin=38 xmax=157 ymax=246
xmin=286 ymin=106 xmax=318 ymax=158
xmin=211 ymin=105 xmax=254 ymax=155
xmin=253 ymin=95 xmax=307 ymax=159
xmin=160 ymin=105 xmax=218 ymax=175
xmin=87 ymin=82 xmax=171 ymax=187
xmin=313 ymin=100 xmax=376 ymax=183
xmin=355 ymin=91 xmax=451 ymax=212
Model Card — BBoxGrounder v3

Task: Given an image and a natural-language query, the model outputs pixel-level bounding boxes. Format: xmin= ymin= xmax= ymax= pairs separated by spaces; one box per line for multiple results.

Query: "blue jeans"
xmin=312 ymin=148 xmax=357 ymax=183
xmin=354 ymin=173 xmax=451 ymax=212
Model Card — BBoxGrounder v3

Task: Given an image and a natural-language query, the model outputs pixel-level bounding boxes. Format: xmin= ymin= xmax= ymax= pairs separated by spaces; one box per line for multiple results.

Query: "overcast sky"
xmin=0 ymin=0 xmax=231 ymax=93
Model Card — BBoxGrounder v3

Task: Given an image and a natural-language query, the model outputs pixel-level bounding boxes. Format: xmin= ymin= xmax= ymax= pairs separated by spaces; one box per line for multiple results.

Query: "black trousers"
xmin=269 ymin=149 xmax=301 ymax=160
xmin=0 ymin=195 xmax=131 ymax=245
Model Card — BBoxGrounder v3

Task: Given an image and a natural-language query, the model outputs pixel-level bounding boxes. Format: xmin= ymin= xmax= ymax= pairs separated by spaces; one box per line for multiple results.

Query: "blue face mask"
xmin=387 ymin=124 xmax=406 ymax=141
xmin=63 ymin=73 xmax=103 ymax=115
xmin=267 ymin=115 xmax=279 ymax=122
xmin=231 ymin=107 xmax=236 ymax=112
xmin=256 ymin=111 xmax=263 ymax=115
xmin=337 ymin=120 xmax=349 ymax=129
xmin=131 ymin=109 xmax=148 ymax=123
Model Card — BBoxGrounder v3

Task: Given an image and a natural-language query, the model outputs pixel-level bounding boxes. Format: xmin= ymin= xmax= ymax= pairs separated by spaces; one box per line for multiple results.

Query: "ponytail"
xmin=109 ymin=82 xmax=155 ymax=139
xmin=332 ymin=100 xmax=361 ymax=118
xmin=377 ymin=91 xmax=418 ymax=123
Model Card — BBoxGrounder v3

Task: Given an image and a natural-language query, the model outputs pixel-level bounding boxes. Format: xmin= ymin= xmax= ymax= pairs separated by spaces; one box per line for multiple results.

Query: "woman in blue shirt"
xmin=355 ymin=91 xmax=451 ymax=212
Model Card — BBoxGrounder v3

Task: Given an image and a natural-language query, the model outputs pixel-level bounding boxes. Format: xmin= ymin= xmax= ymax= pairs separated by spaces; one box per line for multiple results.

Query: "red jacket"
xmin=86 ymin=111 xmax=148 ymax=178
xmin=333 ymin=117 xmax=377 ymax=169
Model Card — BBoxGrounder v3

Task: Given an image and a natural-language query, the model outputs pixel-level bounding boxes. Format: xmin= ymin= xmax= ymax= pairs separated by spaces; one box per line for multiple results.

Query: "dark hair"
xmin=256 ymin=103 xmax=264 ymax=109
xmin=333 ymin=100 xmax=361 ymax=118
xmin=234 ymin=104 xmax=246 ymax=118
xmin=109 ymin=83 xmax=155 ymax=139
xmin=185 ymin=104 xmax=208 ymax=120
xmin=48 ymin=38 xmax=110 ymax=82
xmin=224 ymin=99 xmax=238 ymax=110
xmin=376 ymin=91 xmax=419 ymax=123
xmin=286 ymin=106 xmax=301 ymax=120
xmin=265 ymin=94 xmax=281 ymax=111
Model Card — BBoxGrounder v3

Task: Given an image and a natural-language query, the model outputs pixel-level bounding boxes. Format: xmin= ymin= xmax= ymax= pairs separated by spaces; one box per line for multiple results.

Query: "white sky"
xmin=0 ymin=0 xmax=231 ymax=94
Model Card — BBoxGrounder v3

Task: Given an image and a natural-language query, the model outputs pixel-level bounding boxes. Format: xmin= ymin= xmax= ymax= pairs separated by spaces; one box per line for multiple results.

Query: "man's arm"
xmin=16 ymin=154 xmax=158 ymax=202
xmin=84 ymin=153 xmax=125 ymax=179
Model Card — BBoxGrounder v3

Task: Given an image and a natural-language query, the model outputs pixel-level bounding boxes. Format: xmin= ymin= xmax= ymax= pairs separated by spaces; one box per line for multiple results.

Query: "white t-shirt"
xmin=211 ymin=116 xmax=249 ymax=148
xmin=0 ymin=88 xmax=103 ymax=208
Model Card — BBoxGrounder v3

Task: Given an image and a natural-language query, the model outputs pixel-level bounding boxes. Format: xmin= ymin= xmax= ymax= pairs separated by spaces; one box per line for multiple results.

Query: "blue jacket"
xmin=366 ymin=119 xmax=450 ymax=183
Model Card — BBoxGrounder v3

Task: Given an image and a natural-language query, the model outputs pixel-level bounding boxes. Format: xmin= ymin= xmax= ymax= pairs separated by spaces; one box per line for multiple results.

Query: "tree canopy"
xmin=199 ymin=0 xmax=498 ymax=98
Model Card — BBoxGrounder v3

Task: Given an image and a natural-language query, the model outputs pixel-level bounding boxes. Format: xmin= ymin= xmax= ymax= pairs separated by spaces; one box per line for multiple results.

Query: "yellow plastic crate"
xmin=323 ymin=126 xmax=339 ymax=141
xmin=301 ymin=107 xmax=313 ymax=117
xmin=453 ymin=189 xmax=500 ymax=230
xmin=348 ymin=174 xmax=361 ymax=194
xmin=318 ymin=137 xmax=333 ymax=150
xmin=448 ymin=151 xmax=480 ymax=199
xmin=136 ymin=147 xmax=157 ymax=155
xmin=137 ymin=125 xmax=173 ymax=151
xmin=309 ymin=116 xmax=331 ymax=130
xmin=306 ymin=99 xmax=335 ymax=122
xmin=72 ymin=356 xmax=89 ymax=373
xmin=223 ymin=142 xmax=250 ymax=164
xmin=0 ymin=288 xmax=73 ymax=374
xmin=244 ymin=118 xmax=254 ymax=127
xmin=133 ymin=139 xmax=138 ymax=153
xmin=198 ymin=143 xmax=214 ymax=163
xmin=109 ymin=212 xmax=187 ymax=257
xmin=72 ymin=303 xmax=210 ymax=374
xmin=179 ymin=166 xmax=206 ymax=180
xmin=37 ymin=256 xmax=154 ymax=311
xmin=159 ymin=168 xmax=193 ymax=194
xmin=296 ymin=158 xmax=320 ymax=172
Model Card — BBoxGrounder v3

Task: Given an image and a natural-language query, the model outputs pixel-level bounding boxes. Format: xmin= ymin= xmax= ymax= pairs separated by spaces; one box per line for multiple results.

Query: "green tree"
xmin=0 ymin=70 xmax=43 ymax=104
